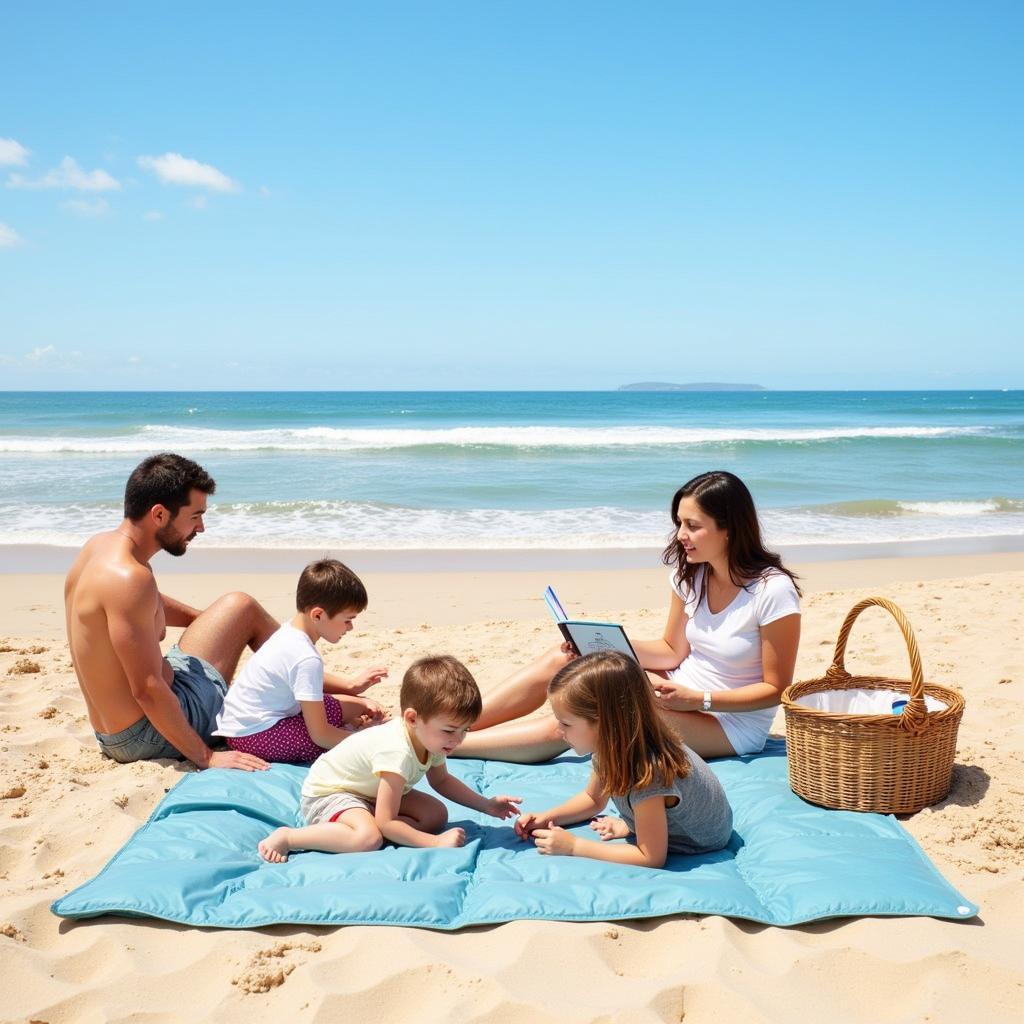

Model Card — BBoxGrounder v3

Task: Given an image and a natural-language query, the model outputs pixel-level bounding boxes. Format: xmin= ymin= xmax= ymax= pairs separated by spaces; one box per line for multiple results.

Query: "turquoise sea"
xmin=0 ymin=390 xmax=1022 ymax=552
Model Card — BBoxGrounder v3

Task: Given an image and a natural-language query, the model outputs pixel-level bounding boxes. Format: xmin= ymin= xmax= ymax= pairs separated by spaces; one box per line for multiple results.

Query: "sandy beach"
xmin=2 ymin=550 xmax=1023 ymax=1023
xmin=6 ymin=1 xmax=1021 ymax=1018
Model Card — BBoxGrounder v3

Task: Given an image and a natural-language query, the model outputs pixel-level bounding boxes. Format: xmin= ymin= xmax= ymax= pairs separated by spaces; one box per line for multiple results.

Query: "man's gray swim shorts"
xmin=93 ymin=646 xmax=228 ymax=763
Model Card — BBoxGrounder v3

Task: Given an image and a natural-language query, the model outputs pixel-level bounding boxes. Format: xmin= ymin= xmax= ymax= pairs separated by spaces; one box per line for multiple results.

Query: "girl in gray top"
xmin=515 ymin=651 xmax=733 ymax=867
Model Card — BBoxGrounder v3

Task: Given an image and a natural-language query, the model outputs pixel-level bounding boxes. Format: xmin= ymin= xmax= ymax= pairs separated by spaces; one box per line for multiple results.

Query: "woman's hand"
xmin=532 ymin=822 xmax=577 ymax=857
xmin=650 ymin=680 xmax=704 ymax=712
xmin=589 ymin=816 xmax=630 ymax=841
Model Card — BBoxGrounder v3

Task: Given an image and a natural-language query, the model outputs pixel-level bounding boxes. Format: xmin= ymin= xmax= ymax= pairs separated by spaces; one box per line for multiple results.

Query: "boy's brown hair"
xmin=548 ymin=651 xmax=691 ymax=797
xmin=295 ymin=559 xmax=368 ymax=616
xmin=400 ymin=655 xmax=482 ymax=723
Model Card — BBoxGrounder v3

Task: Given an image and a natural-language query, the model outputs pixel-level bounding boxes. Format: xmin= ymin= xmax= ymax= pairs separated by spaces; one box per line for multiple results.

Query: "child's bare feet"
xmin=434 ymin=827 xmax=466 ymax=848
xmin=258 ymin=827 xmax=293 ymax=863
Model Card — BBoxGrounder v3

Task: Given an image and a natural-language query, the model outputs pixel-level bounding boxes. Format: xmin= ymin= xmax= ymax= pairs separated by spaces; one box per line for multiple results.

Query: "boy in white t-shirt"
xmin=258 ymin=655 xmax=522 ymax=861
xmin=212 ymin=559 xmax=388 ymax=763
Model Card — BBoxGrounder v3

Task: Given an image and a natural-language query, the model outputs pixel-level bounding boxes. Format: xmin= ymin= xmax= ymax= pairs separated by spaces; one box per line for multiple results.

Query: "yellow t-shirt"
xmin=301 ymin=718 xmax=446 ymax=801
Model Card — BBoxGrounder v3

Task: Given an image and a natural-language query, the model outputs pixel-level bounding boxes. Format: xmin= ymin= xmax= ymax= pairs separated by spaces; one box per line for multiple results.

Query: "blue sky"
xmin=1 ymin=2 xmax=1021 ymax=390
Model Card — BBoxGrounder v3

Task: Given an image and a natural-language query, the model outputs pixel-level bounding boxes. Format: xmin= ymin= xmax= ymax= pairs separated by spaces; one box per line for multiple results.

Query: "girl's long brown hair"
xmin=548 ymin=651 xmax=691 ymax=797
xmin=661 ymin=470 xmax=801 ymax=605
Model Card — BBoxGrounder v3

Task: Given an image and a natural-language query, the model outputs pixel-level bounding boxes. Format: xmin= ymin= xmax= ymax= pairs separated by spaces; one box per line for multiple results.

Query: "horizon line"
xmin=1 ymin=386 xmax=1022 ymax=395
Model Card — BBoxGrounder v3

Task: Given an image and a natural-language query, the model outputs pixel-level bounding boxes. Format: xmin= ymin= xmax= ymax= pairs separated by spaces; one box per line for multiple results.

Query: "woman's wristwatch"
xmin=702 ymin=690 xmax=713 ymax=712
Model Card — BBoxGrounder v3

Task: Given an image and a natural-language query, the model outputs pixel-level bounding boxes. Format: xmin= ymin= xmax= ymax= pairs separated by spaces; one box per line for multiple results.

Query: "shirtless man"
xmin=64 ymin=453 xmax=279 ymax=769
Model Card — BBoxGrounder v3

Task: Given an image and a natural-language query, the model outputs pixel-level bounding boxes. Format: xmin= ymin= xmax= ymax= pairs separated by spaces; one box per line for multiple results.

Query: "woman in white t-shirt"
xmin=456 ymin=471 xmax=801 ymax=761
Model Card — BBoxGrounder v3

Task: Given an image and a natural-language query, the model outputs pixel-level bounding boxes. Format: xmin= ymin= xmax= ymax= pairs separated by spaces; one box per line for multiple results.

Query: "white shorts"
xmin=713 ymin=711 xmax=769 ymax=756
xmin=300 ymin=791 xmax=373 ymax=825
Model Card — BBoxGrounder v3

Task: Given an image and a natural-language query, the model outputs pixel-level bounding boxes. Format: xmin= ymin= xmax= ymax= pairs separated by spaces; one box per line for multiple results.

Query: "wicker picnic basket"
xmin=781 ymin=597 xmax=964 ymax=814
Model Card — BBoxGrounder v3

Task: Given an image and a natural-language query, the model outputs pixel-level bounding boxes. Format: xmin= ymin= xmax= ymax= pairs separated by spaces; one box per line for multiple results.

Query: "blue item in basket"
xmin=51 ymin=742 xmax=977 ymax=929
xmin=892 ymin=699 xmax=909 ymax=714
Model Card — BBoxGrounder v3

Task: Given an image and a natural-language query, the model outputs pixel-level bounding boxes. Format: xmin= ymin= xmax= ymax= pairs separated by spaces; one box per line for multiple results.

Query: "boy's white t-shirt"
xmin=302 ymin=718 xmax=446 ymax=801
xmin=667 ymin=567 xmax=800 ymax=738
xmin=213 ymin=623 xmax=324 ymax=738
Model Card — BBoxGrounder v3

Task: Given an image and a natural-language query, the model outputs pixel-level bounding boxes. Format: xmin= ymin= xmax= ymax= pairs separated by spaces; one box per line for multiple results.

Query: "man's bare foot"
xmin=258 ymin=827 xmax=293 ymax=863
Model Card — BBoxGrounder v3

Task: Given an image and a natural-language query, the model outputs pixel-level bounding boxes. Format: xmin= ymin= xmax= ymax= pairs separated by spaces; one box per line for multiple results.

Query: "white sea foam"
xmin=0 ymin=501 xmax=665 ymax=550
xmin=760 ymin=505 xmax=1024 ymax=545
xmin=896 ymin=500 xmax=1002 ymax=517
xmin=0 ymin=423 xmax=991 ymax=454
xmin=2 ymin=498 xmax=1023 ymax=550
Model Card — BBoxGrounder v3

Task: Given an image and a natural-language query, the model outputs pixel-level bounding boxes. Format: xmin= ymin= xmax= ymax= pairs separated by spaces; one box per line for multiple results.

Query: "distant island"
xmin=618 ymin=382 xmax=767 ymax=392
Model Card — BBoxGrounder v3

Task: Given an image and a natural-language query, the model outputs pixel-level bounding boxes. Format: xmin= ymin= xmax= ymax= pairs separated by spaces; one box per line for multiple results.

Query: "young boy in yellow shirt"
xmin=258 ymin=655 xmax=521 ymax=860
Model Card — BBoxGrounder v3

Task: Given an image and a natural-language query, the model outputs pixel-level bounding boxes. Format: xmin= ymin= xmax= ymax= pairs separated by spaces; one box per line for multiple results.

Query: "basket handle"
xmin=825 ymin=597 xmax=928 ymax=733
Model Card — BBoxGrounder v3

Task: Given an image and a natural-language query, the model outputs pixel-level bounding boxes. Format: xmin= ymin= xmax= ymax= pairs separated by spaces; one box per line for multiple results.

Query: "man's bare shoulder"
xmin=68 ymin=532 xmax=157 ymax=608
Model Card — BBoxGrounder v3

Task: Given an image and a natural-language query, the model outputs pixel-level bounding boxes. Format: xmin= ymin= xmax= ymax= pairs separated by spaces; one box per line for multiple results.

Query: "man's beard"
xmin=155 ymin=524 xmax=194 ymax=557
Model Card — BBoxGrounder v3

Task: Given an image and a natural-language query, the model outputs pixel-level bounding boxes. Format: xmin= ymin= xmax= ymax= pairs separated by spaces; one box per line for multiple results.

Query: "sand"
xmin=2 ymin=551 xmax=1022 ymax=1023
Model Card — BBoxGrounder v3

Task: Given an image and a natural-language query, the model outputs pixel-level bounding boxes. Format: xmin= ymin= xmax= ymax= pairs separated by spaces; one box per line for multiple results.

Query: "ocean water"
xmin=0 ymin=390 xmax=1021 ymax=552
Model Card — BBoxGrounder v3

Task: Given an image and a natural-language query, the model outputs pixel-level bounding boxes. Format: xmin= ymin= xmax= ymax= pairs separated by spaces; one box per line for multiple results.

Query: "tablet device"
xmin=543 ymin=586 xmax=640 ymax=662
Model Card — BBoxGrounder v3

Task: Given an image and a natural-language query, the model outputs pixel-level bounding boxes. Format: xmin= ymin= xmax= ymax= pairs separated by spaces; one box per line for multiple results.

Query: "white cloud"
xmin=0 ymin=222 xmax=23 ymax=248
xmin=137 ymin=152 xmax=240 ymax=192
xmin=6 ymin=156 xmax=121 ymax=191
xmin=128 ymin=355 xmax=142 ymax=364
xmin=8 ymin=345 xmax=88 ymax=374
xmin=0 ymin=138 xmax=30 ymax=166
xmin=143 ymin=210 xmax=164 ymax=221
xmin=62 ymin=198 xmax=109 ymax=218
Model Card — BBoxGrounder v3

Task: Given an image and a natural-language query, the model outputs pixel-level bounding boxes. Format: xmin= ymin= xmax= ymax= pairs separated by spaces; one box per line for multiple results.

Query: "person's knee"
xmin=542 ymin=643 xmax=565 ymax=668
xmin=540 ymin=643 xmax=574 ymax=680
xmin=540 ymin=715 xmax=564 ymax=743
xmin=228 ymin=590 xmax=259 ymax=611
xmin=218 ymin=591 xmax=272 ymax=627
xmin=215 ymin=590 xmax=254 ymax=616
xmin=350 ymin=827 xmax=384 ymax=853
xmin=418 ymin=797 xmax=449 ymax=832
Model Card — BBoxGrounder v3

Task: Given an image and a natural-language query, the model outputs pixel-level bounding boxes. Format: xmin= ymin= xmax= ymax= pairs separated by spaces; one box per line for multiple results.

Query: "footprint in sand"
xmin=232 ymin=941 xmax=322 ymax=994
xmin=7 ymin=659 xmax=42 ymax=676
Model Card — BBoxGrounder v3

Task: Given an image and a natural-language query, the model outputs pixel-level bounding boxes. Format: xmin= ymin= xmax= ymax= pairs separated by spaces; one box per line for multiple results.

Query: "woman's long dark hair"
xmin=661 ymin=471 xmax=801 ymax=604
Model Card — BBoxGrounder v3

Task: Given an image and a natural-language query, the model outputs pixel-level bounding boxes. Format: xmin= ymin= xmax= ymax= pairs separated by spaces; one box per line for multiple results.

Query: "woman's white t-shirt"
xmin=213 ymin=623 xmax=324 ymax=737
xmin=667 ymin=566 xmax=801 ymax=743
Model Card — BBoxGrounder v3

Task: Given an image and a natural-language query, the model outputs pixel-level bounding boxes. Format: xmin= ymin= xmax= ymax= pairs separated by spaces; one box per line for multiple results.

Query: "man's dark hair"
xmin=124 ymin=453 xmax=216 ymax=522
xmin=296 ymin=559 xmax=368 ymax=616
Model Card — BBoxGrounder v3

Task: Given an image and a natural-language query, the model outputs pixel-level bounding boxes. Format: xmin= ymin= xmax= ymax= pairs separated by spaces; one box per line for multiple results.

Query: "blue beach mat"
xmin=52 ymin=740 xmax=976 ymax=929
